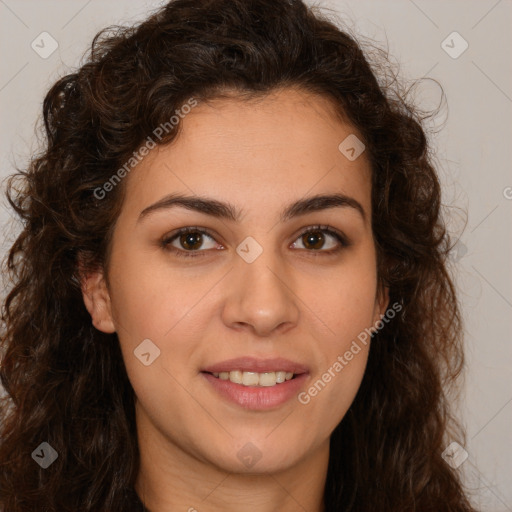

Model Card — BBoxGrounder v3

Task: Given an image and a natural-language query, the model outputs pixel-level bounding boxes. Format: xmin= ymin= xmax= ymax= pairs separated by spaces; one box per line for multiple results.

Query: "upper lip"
xmin=202 ymin=357 xmax=309 ymax=375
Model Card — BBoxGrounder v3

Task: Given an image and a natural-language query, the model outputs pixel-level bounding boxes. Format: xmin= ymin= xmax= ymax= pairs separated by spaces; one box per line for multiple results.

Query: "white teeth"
xmin=229 ymin=370 xmax=243 ymax=384
xmin=210 ymin=370 xmax=296 ymax=387
xmin=242 ymin=371 xmax=260 ymax=386
xmin=275 ymin=371 xmax=286 ymax=383
xmin=258 ymin=372 xmax=277 ymax=387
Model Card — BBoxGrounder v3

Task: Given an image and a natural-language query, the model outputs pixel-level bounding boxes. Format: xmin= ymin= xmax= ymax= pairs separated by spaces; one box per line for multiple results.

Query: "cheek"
xmin=107 ymin=255 xmax=207 ymax=421
xmin=107 ymin=243 xmax=215 ymax=342
xmin=297 ymin=275 xmax=374 ymax=433
xmin=105 ymin=251 xmax=195 ymax=401
xmin=305 ymin=246 xmax=378 ymax=348
xmin=296 ymin=248 xmax=377 ymax=420
xmin=298 ymin=344 xmax=369 ymax=441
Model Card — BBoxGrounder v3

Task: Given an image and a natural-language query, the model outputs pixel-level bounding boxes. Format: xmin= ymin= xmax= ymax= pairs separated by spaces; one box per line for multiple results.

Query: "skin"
xmin=82 ymin=87 xmax=389 ymax=512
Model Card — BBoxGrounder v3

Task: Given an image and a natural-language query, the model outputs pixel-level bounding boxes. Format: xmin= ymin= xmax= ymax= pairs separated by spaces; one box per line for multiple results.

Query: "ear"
xmin=80 ymin=266 xmax=116 ymax=334
xmin=372 ymin=283 xmax=390 ymax=326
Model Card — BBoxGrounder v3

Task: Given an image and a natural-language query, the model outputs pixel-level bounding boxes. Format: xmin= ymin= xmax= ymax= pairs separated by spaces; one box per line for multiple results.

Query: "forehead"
xmin=122 ymin=87 xmax=372 ymax=220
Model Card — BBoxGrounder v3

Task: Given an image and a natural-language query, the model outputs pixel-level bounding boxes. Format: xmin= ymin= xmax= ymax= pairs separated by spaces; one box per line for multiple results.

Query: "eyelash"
xmin=161 ymin=224 xmax=349 ymax=259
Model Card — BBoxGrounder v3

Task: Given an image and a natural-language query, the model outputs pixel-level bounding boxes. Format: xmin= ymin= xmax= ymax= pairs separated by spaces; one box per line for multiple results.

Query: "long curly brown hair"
xmin=1 ymin=0 xmax=476 ymax=510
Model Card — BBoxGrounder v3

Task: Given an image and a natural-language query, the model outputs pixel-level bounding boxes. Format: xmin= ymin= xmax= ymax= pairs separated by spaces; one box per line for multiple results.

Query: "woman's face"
xmin=83 ymin=87 xmax=388 ymax=475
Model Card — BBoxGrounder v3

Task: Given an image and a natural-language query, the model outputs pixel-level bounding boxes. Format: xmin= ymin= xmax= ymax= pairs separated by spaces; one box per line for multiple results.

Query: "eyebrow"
xmin=138 ymin=192 xmax=366 ymax=224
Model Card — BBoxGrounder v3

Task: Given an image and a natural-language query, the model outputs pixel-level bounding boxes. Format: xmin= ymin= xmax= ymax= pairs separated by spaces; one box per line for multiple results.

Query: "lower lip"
xmin=201 ymin=372 xmax=308 ymax=410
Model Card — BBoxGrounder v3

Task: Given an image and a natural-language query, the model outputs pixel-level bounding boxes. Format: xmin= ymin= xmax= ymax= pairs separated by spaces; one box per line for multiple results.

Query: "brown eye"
xmin=161 ymin=227 xmax=220 ymax=258
xmin=301 ymin=230 xmax=326 ymax=250
xmin=291 ymin=226 xmax=346 ymax=253
xmin=179 ymin=232 xmax=204 ymax=251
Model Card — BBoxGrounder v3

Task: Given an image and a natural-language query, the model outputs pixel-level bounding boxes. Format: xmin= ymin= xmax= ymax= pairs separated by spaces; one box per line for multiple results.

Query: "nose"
xmin=221 ymin=246 xmax=300 ymax=337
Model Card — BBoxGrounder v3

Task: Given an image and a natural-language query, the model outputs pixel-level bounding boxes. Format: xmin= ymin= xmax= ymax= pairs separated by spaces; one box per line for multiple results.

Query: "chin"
xmin=202 ymin=436 xmax=307 ymax=475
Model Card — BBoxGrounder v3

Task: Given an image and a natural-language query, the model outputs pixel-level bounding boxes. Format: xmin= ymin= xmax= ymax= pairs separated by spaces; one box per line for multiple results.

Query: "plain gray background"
xmin=1 ymin=1 xmax=511 ymax=510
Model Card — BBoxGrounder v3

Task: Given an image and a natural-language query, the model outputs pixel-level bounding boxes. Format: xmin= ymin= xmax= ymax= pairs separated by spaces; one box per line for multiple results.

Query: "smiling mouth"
xmin=203 ymin=370 xmax=296 ymax=387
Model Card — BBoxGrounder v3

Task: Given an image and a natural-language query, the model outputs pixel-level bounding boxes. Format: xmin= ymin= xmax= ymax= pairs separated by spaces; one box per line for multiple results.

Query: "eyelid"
xmin=161 ymin=226 xmax=222 ymax=255
xmin=161 ymin=224 xmax=349 ymax=258
xmin=290 ymin=224 xmax=349 ymax=248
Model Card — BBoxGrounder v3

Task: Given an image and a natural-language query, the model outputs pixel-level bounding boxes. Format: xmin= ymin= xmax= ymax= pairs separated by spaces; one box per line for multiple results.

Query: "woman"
xmin=0 ymin=0 xmax=477 ymax=510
